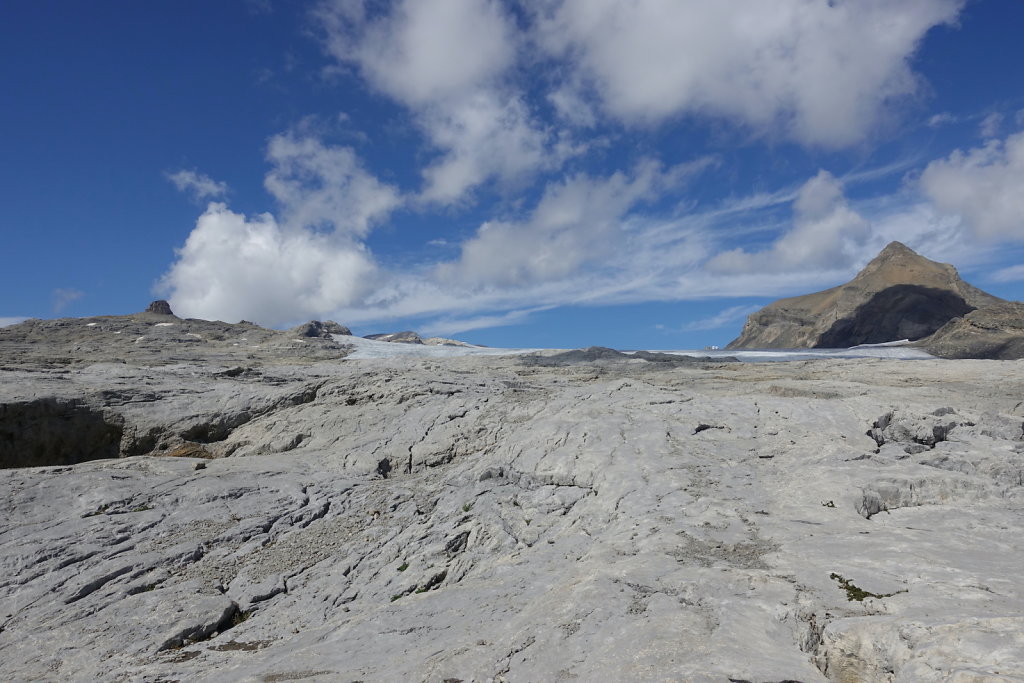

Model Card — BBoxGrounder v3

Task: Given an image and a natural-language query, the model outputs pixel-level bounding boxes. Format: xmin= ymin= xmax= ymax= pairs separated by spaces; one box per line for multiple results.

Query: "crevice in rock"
xmin=64 ymin=565 xmax=134 ymax=604
xmin=445 ymin=530 xmax=470 ymax=555
xmin=156 ymin=601 xmax=249 ymax=652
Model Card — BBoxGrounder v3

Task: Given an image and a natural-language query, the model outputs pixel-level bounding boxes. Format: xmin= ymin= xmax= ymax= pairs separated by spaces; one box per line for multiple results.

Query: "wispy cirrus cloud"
xmin=681 ymin=305 xmax=762 ymax=332
xmin=166 ymin=170 xmax=229 ymax=201
xmin=991 ymin=264 xmax=1024 ymax=283
xmin=52 ymin=288 xmax=84 ymax=314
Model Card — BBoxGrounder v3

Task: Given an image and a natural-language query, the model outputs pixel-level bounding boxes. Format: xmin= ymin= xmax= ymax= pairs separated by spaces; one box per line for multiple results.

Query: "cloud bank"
xmin=533 ymin=0 xmax=964 ymax=146
xmin=158 ymin=0 xmax=1024 ymax=335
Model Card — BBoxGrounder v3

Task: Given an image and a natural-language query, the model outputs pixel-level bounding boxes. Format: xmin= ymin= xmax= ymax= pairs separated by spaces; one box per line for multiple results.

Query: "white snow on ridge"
xmin=335 ymin=335 xmax=936 ymax=362
xmin=643 ymin=347 xmax=935 ymax=362
xmin=334 ymin=335 xmax=542 ymax=360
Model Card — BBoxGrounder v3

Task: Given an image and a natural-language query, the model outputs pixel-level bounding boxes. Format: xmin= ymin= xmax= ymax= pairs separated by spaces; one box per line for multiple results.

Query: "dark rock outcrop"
xmin=145 ymin=300 xmax=175 ymax=316
xmin=922 ymin=301 xmax=1024 ymax=360
xmin=364 ymin=331 xmax=424 ymax=344
xmin=728 ymin=242 xmax=1004 ymax=349
xmin=290 ymin=320 xmax=352 ymax=338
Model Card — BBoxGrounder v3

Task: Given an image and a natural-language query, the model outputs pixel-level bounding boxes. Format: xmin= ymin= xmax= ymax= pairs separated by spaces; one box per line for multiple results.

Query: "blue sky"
xmin=3 ymin=0 xmax=1024 ymax=348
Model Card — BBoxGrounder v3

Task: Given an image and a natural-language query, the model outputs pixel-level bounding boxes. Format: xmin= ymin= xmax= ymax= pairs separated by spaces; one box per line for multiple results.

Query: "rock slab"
xmin=3 ymin=334 xmax=1024 ymax=681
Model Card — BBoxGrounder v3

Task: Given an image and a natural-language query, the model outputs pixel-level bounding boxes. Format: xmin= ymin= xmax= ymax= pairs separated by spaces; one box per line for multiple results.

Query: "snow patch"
xmin=336 ymin=335 xmax=936 ymax=362
xmin=642 ymin=347 xmax=935 ymax=362
xmin=335 ymin=335 xmax=541 ymax=360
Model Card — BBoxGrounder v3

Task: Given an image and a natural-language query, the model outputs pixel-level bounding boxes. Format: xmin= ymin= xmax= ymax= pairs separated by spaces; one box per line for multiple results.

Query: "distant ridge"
xmin=728 ymin=242 xmax=1005 ymax=349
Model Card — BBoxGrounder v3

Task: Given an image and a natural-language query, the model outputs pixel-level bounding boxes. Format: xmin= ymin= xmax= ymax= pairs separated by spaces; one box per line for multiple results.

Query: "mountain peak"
xmin=864 ymin=241 xmax=935 ymax=272
xmin=878 ymin=240 xmax=915 ymax=257
xmin=728 ymin=242 xmax=1004 ymax=349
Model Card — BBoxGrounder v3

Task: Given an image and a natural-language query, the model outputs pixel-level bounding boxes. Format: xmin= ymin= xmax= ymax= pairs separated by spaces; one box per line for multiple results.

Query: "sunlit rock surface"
xmin=2 ymin=315 xmax=1024 ymax=681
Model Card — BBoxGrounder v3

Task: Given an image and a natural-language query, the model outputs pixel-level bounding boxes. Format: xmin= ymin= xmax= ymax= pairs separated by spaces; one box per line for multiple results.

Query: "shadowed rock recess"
xmin=815 ymin=285 xmax=975 ymax=348
xmin=0 ymin=398 xmax=123 ymax=468
xmin=2 ymin=305 xmax=1024 ymax=681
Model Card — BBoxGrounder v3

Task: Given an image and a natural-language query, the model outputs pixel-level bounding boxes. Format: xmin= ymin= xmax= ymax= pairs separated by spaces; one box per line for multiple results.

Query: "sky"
xmin=3 ymin=0 xmax=1024 ymax=349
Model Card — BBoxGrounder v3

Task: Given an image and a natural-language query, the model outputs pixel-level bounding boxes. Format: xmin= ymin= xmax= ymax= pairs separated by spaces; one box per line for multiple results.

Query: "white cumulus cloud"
xmin=319 ymin=0 xmax=515 ymax=106
xmin=920 ymin=131 xmax=1024 ymax=241
xmin=160 ymin=134 xmax=401 ymax=326
xmin=533 ymin=0 xmax=964 ymax=147
xmin=317 ymin=0 xmax=571 ymax=203
xmin=264 ymin=133 xmax=401 ymax=236
xmin=160 ymin=203 xmax=377 ymax=325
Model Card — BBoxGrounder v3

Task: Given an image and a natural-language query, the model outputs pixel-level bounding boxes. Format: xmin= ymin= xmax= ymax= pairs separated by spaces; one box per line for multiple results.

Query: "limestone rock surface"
xmin=2 ymin=326 xmax=1024 ymax=681
xmin=728 ymin=242 xmax=1004 ymax=349
xmin=922 ymin=301 xmax=1024 ymax=360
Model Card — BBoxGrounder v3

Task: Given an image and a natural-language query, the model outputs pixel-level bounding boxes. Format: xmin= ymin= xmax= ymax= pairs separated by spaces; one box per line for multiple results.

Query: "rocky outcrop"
xmin=364 ymin=331 xmax=479 ymax=347
xmin=921 ymin=301 xmax=1024 ymax=359
xmin=728 ymin=242 xmax=1004 ymax=349
xmin=364 ymin=330 xmax=424 ymax=344
xmin=422 ymin=336 xmax=477 ymax=347
xmin=289 ymin=320 xmax=352 ymax=338
xmin=145 ymin=300 xmax=175 ymax=316
xmin=0 ymin=312 xmax=351 ymax=369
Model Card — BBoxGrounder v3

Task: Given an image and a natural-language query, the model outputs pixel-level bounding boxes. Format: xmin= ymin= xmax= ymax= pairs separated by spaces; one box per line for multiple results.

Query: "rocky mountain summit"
xmin=3 ymin=304 xmax=1024 ymax=681
xmin=728 ymin=242 xmax=1008 ymax=351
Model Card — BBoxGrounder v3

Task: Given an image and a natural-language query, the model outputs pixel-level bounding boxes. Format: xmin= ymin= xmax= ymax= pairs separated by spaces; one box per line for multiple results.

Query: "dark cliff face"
xmin=815 ymin=285 xmax=975 ymax=348
xmin=728 ymin=242 xmax=1005 ymax=350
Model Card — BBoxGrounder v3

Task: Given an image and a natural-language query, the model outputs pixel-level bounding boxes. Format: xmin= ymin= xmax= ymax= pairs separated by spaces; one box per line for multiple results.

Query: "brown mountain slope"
xmin=727 ymin=242 xmax=1005 ymax=349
